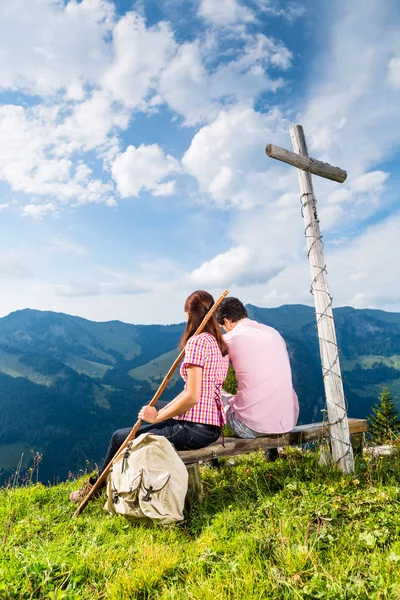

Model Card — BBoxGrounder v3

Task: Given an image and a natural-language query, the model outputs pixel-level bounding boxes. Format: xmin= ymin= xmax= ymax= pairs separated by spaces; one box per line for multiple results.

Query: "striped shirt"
xmin=175 ymin=333 xmax=229 ymax=426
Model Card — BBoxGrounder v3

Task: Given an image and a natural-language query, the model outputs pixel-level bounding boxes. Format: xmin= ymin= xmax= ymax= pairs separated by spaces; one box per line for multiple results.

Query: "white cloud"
xmin=258 ymin=211 xmax=400 ymax=313
xmin=36 ymin=279 xmax=150 ymax=298
xmin=0 ymin=6 xmax=177 ymax=211
xmin=21 ymin=203 xmax=59 ymax=219
xmin=0 ymin=0 xmax=115 ymax=96
xmin=189 ymin=246 xmax=252 ymax=286
xmin=388 ymin=56 xmax=400 ymax=89
xmin=323 ymin=170 xmax=390 ymax=227
xmin=182 ymin=105 xmax=293 ymax=208
xmin=102 ymin=12 xmax=175 ymax=109
xmin=152 ymin=181 xmax=177 ymax=197
xmin=303 ymin=0 xmax=400 ymax=180
xmin=0 ymin=104 xmax=116 ymax=206
xmin=350 ymin=171 xmax=389 ymax=193
xmin=159 ymin=35 xmax=291 ymax=125
xmin=0 ymin=248 xmax=33 ymax=278
xmin=112 ymin=144 xmax=180 ymax=198
xmin=57 ymin=91 xmax=130 ymax=154
xmin=0 ymin=2 xmax=294 ymax=215
xmin=258 ymin=1 xmax=305 ymax=21
xmin=48 ymin=236 xmax=86 ymax=258
xmin=198 ymin=0 xmax=255 ymax=26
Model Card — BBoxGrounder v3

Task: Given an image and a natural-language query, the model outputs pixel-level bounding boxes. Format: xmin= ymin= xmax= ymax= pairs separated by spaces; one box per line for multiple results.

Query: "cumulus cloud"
xmin=188 ymin=244 xmax=285 ymax=287
xmin=56 ymin=91 xmax=130 ymax=154
xmin=303 ymin=0 xmax=400 ymax=180
xmin=0 ymin=104 xmax=115 ymax=207
xmin=102 ymin=12 xmax=175 ymax=109
xmin=0 ymin=0 xmax=115 ymax=96
xmin=189 ymin=246 xmax=252 ymax=286
xmin=21 ymin=203 xmax=59 ymax=219
xmin=182 ymin=105 xmax=293 ymax=208
xmin=198 ymin=0 xmax=255 ymax=26
xmin=112 ymin=144 xmax=180 ymax=198
xmin=159 ymin=35 xmax=292 ymax=125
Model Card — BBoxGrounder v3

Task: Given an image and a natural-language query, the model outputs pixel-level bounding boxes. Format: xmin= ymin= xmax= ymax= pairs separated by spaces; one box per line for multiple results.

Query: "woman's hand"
xmin=138 ymin=406 xmax=158 ymax=424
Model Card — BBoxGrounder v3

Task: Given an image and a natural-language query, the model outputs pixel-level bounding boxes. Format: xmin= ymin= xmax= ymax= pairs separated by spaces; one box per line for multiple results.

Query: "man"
xmin=216 ymin=297 xmax=299 ymax=438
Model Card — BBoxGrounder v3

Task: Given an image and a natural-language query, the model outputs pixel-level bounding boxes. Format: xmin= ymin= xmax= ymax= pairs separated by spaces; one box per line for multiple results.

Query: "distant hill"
xmin=1 ymin=305 xmax=400 ymax=483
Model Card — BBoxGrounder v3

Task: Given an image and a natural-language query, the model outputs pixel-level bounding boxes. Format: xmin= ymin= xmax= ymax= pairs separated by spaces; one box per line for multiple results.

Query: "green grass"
xmin=93 ymin=385 xmax=110 ymax=409
xmin=63 ymin=354 xmax=113 ymax=379
xmin=1 ymin=448 xmax=400 ymax=599
xmin=0 ymin=348 xmax=54 ymax=386
xmin=353 ymin=377 xmax=400 ymax=399
xmin=341 ymin=355 xmax=400 ymax=371
xmin=129 ymin=349 xmax=181 ymax=388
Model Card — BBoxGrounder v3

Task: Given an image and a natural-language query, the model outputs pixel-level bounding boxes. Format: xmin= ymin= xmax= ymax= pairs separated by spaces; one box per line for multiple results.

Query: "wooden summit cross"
xmin=266 ymin=125 xmax=354 ymax=474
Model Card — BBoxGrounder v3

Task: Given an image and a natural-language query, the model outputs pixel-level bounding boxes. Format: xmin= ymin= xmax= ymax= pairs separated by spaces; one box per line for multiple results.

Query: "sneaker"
xmin=69 ymin=477 xmax=98 ymax=503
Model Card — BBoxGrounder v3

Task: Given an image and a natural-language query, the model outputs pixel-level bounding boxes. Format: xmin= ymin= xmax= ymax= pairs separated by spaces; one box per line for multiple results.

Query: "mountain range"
xmin=1 ymin=305 xmax=400 ymax=484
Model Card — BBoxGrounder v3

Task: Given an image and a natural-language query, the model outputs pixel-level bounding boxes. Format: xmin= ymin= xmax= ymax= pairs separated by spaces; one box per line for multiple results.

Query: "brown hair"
xmin=180 ymin=290 xmax=228 ymax=356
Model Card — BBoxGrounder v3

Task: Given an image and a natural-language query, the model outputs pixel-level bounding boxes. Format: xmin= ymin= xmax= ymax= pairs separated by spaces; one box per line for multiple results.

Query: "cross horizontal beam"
xmin=265 ymin=142 xmax=347 ymax=183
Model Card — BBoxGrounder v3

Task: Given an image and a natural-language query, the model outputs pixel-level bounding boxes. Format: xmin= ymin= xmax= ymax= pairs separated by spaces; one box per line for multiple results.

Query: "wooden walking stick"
xmin=72 ymin=289 xmax=229 ymax=517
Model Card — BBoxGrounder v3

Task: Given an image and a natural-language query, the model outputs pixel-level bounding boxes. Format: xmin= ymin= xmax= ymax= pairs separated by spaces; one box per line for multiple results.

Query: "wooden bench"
xmin=179 ymin=418 xmax=368 ymax=504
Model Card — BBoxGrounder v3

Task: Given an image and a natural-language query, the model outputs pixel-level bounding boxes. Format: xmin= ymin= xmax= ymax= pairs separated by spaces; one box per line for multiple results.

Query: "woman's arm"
xmin=138 ymin=365 xmax=202 ymax=424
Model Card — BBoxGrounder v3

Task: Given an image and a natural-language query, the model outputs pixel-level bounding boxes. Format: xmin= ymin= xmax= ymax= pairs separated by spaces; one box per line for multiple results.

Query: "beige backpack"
xmin=105 ymin=433 xmax=188 ymax=525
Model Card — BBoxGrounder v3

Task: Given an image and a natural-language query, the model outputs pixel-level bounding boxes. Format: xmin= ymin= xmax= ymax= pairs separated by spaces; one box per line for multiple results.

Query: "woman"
xmin=70 ymin=290 xmax=229 ymax=503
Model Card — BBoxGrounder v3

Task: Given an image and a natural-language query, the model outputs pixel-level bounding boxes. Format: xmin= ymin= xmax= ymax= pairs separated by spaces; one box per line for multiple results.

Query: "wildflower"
xmin=228 ymin=505 xmax=233 ymax=509
xmin=328 ymin=487 xmax=335 ymax=493
xmin=353 ymin=479 xmax=360 ymax=486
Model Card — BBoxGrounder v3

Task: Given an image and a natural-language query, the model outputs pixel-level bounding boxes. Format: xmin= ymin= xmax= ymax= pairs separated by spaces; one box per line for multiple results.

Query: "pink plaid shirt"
xmin=175 ymin=333 xmax=229 ymax=426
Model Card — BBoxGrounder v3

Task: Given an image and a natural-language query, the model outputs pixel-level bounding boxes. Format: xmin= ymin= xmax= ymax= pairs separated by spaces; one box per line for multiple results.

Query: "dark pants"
xmin=98 ymin=418 xmax=220 ymax=476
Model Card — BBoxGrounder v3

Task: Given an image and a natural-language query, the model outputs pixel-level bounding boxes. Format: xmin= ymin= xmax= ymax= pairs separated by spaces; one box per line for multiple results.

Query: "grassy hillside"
xmin=129 ymin=348 xmax=181 ymax=388
xmin=1 ymin=448 xmax=400 ymax=599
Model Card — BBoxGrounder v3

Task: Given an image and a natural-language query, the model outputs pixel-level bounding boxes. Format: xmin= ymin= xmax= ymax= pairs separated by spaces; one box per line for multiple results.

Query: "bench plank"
xmin=179 ymin=418 xmax=368 ymax=464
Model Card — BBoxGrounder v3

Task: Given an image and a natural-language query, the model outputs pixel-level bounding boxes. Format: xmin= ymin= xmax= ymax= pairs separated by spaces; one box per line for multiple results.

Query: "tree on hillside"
xmin=368 ymin=386 xmax=400 ymax=444
xmin=223 ymin=363 xmax=238 ymax=395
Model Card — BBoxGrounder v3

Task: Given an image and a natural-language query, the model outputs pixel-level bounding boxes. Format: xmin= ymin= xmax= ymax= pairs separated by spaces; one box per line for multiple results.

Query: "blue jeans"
xmin=98 ymin=419 xmax=220 ymax=475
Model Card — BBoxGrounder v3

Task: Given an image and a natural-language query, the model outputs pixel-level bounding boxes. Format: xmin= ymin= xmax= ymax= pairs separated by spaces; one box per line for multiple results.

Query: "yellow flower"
xmin=353 ymin=479 xmax=360 ymax=485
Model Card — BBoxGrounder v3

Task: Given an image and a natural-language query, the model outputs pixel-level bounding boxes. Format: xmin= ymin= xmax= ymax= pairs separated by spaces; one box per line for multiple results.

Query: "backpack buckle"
xmin=142 ymin=486 xmax=154 ymax=502
xmin=121 ymin=448 xmax=130 ymax=473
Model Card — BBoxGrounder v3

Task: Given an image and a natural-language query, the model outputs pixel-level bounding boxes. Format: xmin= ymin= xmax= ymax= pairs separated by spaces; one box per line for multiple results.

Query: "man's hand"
xmin=138 ymin=405 xmax=158 ymax=424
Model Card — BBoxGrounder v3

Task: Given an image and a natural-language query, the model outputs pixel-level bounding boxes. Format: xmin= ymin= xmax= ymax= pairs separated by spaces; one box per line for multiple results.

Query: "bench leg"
xmin=186 ymin=463 xmax=203 ymax=510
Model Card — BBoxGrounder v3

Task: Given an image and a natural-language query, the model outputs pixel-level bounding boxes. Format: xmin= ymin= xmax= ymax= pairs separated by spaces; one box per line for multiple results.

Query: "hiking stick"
xmin=72 ymin=289 xmax=229 ymax=517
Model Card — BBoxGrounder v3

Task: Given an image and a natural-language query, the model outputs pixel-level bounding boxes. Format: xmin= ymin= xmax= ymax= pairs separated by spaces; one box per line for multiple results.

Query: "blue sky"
xmin=0 ymin=0 xmax=399 ymax=324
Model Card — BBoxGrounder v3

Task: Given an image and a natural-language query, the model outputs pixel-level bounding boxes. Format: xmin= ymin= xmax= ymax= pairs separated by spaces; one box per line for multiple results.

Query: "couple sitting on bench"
xmin=70 ymin=290 xmax=299 ymax=503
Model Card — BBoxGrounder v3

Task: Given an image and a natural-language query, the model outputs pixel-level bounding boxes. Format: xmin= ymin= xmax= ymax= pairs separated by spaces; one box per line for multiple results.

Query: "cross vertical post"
xmin=290 ymin=125 xmax=354 ymax=473
xmin=266 ymin=125 xmax=354 ymax=474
